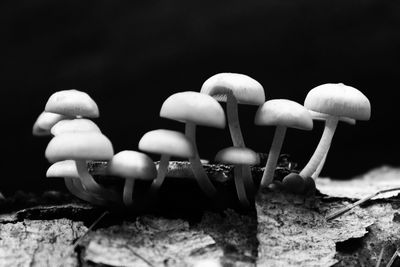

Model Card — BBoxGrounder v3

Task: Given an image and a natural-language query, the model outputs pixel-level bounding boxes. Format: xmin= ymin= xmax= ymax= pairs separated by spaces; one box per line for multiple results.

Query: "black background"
xmin=1 ymin=0 xmax=399 ymax=195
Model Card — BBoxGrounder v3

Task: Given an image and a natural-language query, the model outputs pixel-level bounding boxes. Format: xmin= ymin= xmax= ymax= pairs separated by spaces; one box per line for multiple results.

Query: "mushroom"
xmin=255 ymin=99 xmax=313 ymax=188
xmin=107 ymin=150 xmax=157 ymax=207
xmin=32 ymin=111 xmax=70 ymax=136
xmin=138 ymin=129 xmax=195 ymax=195
xmin=308 ymin=110 xmax=356 ymax=179
xmin=51 ymin=118 xmax=101 ymax=135
xmin=299 ymin=83 xmax=371 ymax=179
xmin=46 ymin=160 xmax=107 ymax=205
xmin=45 ymin=132 xmax=120 ymax=203
xmin=214 ymin=146 xmax=259 ymax=207
xmin=160 ymin=91 xmax=226 ymax=198
xmin=45 ymin=89 xmax=99 ymax=118
xmin=200 ymin=73 xmax=265 ymax=194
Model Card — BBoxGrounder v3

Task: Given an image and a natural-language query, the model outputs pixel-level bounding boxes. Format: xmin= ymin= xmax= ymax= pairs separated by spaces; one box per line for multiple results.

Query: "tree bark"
xmin=1 ymin=163 xmax=399 ymax=266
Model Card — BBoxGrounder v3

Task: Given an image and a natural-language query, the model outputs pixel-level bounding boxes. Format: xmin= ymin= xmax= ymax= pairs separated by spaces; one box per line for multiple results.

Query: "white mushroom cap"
xmin=255 ymin=99 xmax=313 ymax=130
xmin=200 ymin=73 xmax=265 ymax=105
xmin=45 ymin=89 xmax=99 ymax=118
xmin=107 ymin=150 xmax=157 ymax=181
xmin=45 ymin=132 xmax=114 ymax=163
xmin=139 ymin=129 xmax=195 ymax=158
xmin=308 ymin=110 xmax=356 ymax=125
xmin=46 ymin=160 xmax=80 ymax=178
xmin=160 ymin=91 xmax=226 ymax=129
xmin=304 ymin=83 xmax=371 ymax=120
xmin=215 ymin=146 xmax=259 ymax=165
xmin=32 ymin=111 xmax=70 ymax=136
xmin=51 ymin=118 xmax=101 ymax=135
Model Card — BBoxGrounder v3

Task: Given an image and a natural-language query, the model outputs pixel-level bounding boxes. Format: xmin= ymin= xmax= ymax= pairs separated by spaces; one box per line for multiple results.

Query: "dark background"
xmin=1 ymin=0 xmax=399 ymax=195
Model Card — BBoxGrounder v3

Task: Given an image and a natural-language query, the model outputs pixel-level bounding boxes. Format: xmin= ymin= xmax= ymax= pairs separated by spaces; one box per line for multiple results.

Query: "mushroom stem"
xmin=300 ymin=117 xmax=339 ymax=179
xmin=226 ymin=91 xmax=255 ymax=194
xmin=260 ymin=126 xmax=287 ymax=188
xmin=185 ymin=122 xmax=217 ymax=198
xmin=149 ymin=154 xmax=170 ymax=194
xmin=66 ymin=178 xmax=107 ymax=206
xmin=123 ymin=179 xmax=135 ymax=207
xmin=234 ymin=164 xmax=250 ymax=207
xmin=226 ymin=91 xmax=245 ymax=147
xmin=75 ymin=160 xmax=120 ymax=203
xmin=312 ymin=150 xmax=328 ymax=179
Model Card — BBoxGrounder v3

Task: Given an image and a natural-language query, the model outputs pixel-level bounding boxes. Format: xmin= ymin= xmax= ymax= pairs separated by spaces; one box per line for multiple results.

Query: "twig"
xmin=386 ymin=249 xmax=400 ymax=267
xmin=376 ymin=246 xmax=385 ymax=267
xmin=326 ymin=187 xmax=400 ymax=221
xmin=71 ymin=210 xmax=109 ymax=251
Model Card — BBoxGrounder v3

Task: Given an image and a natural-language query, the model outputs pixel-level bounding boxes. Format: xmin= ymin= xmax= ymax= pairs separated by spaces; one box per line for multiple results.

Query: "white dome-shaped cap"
xmin=45 ymin=89 xmax=99 ymax=118
xmin=139 ymin=129 xmax=195 ymax=158
xmin=45 ymin=132 xmax=114 ymax=163
xmin=107 ymin=150 xmax=156 ymax=181
xmin=46 ymin=160 xmax=80 ymax=178
xmin=51 ymin=118 xmax=101 ymax=135
xmin=304 ymin=83 xmax=371 ymax=121
xmin=160 ymin=91 xmax=226 ymax=129
xmin=255 ymin=99 xmax=313 ymax=130
xmin=215 ymin=146 xmax=259 ymax=165
xmin=200 ymin=73 xmax=265 ymax=105
xmin=32 ymin=111 xmax=70 ymax=136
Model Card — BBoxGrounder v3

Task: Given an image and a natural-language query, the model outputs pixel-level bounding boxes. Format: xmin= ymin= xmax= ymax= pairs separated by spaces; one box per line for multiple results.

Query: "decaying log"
xmin=0 ymin=163 xmax=400 ymax=266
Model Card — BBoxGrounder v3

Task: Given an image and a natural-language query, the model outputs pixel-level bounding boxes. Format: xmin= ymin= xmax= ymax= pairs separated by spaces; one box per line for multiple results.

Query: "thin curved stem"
xmin=149 ymin=154 xmax=170 ymax=194
xmin=185 ymin=122 xmax=217 ymax=198
xmin=66 ymin=178 xmax=108 ymax=206
xmin=123 ymin=179 xmax=135 ymax=207
xmin=75 ymin=160 xmax=120 ymax=203
xmin=260 ymin=126 xmax=287 ymax=188
xmin=226 ymin=91 xmax=255 ymax=195
xmin=234 ymin=164 xmax=250 ymax=207
xmin=226 ymin=91 xmax=245 ymax=147
xmin=300 ymin=117 xmax=339 ymax=179
xmin=312 ymin=150 xmax=329 ymax=179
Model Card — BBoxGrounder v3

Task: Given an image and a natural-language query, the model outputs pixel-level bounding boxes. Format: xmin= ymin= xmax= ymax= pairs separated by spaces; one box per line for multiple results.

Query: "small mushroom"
xmin=255 ymin=99 xmax=313 ymax=188
xmin=46 ymin=160 xmax=107 ymax=205
xmin=300 ymin=83 xmax=371 ymax=179
xmin=45 ymin=132 xmax=120 ymax=203
xmin=107 ymin=151 xmax=157 ymax=207
xmin=215 ymin=146 xmax=259 ymax=207
xmin=32 ymin=111 xmax=70 ymax=136
xmin=160 ymin=91 xmax=226 ymax=199
xmin=200 ymin=73 xmax=265 ymax=194
xmin=138 ymin=129 xmax=195 ymax=195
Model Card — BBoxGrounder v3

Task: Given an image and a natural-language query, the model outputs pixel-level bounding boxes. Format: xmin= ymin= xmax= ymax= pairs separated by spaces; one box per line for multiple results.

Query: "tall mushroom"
xmin=214 ymin=146 xmax=259 ymax=207
xmin=160 ymin=91 xmax=226 ymax=199
xmin=44 ymin=89 xmax=106 ymax=198
xmin=255 ymin=99 xmax=313 ymax=188
xmin=107 ymin=150 xmax=157 ymax=207
xmin=138 ymin=129 xmax=195 ymax=195
xmin=300 ymin=83 xmax=371 ymax=179
xmin=308 ymin=110 xmax=356 ymax=179
xmin=45 ymin=132 xmax=120 ymax=203
xmin=200 ymin=73 xmax=265 ymax=194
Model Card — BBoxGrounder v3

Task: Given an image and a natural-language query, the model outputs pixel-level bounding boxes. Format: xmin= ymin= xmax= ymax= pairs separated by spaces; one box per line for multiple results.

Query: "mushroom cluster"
xmin=33 ymin=78 xmax=371 ymax=209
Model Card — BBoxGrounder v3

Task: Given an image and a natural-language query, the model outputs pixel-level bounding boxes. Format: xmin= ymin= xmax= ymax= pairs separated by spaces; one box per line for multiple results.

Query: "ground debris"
xmin=1 ymin=165 xmax=400 ymax=266
xmin=0 ymin=218 xmax=87 ymax=267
